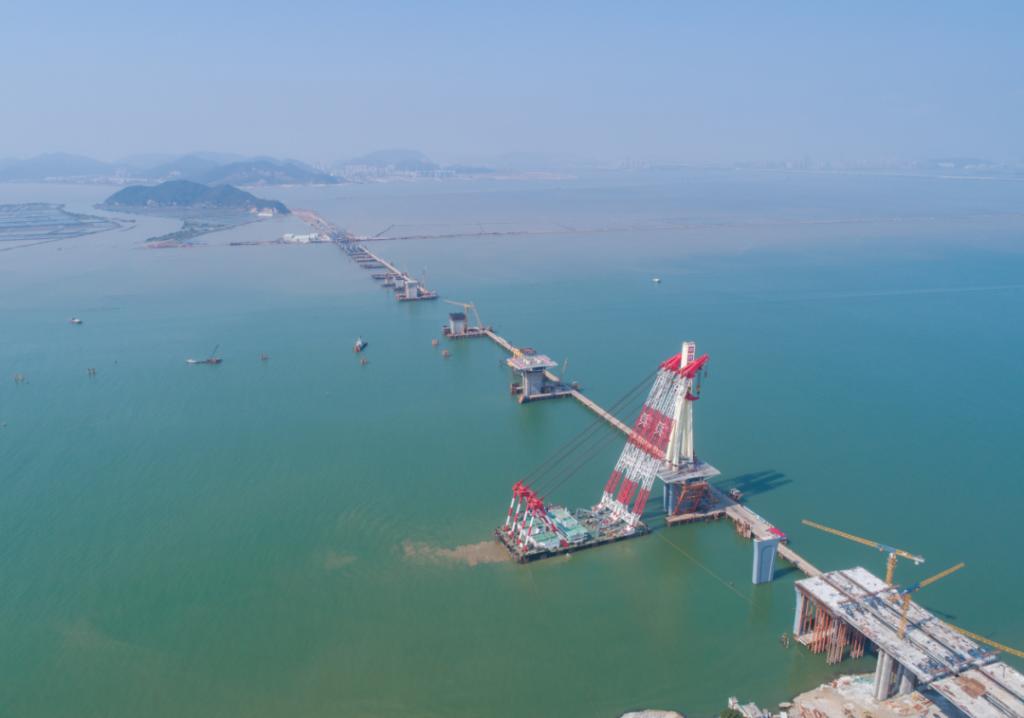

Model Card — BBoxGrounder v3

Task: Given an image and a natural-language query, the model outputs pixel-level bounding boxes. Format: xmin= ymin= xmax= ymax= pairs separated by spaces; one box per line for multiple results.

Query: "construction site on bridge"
xmin=333 ymin=237 xmax=1023 ymax=718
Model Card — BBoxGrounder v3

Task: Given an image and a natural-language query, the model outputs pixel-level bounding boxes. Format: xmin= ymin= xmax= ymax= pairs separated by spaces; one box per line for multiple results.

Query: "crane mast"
xmin=598 ymin=341 xmax=718 ymax=528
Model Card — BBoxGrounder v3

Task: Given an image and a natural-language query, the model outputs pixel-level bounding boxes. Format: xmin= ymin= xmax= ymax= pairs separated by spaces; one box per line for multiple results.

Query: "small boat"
xmin=186 ymin=359 xmax=200 ymax=364
xmin=70 ymin=318 xmax=82 ymax=324
xmin=354 ymin=336 xmax=368 ymax=352
xmin=652 ymin=278 xmax=661 ymax=283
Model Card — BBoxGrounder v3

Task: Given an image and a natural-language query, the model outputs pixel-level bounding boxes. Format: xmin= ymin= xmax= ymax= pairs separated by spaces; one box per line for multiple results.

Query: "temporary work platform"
xmin=442 ymin=301 xmax=491 ymax=338
xmin=507 ymin=353 xmax=569 ymax=402
xmin=495 ymin=480 xmax=649 ymax=563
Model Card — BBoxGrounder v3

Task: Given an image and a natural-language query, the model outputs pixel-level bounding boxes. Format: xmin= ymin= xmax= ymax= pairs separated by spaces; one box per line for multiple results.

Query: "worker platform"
xmin=397 ymin=290 xmax=438 ymax=302
xmin=443 ymin=326 xmax=491 ymax=339
xmin=441 ymin=310 xmax=492 ymax=339
xmin=658 ymin=458 xmax=721 ymax=485
xmin=494 ymin=504 xmax=650 ymax=563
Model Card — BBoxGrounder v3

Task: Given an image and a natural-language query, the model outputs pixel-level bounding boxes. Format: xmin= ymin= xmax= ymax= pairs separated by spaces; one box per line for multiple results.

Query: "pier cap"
xmin=507 ymin=354 xmax=558 ymax=372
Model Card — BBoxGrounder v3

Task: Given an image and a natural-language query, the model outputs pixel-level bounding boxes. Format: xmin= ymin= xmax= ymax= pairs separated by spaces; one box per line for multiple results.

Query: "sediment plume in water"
xmin=402 ymin=540 xmax=510 ymax=566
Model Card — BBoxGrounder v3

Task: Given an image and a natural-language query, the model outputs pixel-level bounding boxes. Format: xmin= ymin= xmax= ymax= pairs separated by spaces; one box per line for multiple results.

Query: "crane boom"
xmin=803 ymin=519 xmax=924 ymax=585
xmin=802 ymin=520 xmax=922 ymax=561
xmin=943 ymin=622 xmax=1024 ymax=659
xmin=891 ymin=562 xmax=964 ymax=638
xmin=443 ymin=300 xmax=482 ymax=329
xmin=900 ymin=562 xmax=964 ymax=595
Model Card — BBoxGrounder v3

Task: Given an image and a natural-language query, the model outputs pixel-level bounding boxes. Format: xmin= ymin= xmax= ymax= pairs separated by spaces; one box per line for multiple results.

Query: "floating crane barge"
xmin=494 ymin=507 xmax=649 ymax=563
xmin=495 ymin=342 xmax=714 ymax=562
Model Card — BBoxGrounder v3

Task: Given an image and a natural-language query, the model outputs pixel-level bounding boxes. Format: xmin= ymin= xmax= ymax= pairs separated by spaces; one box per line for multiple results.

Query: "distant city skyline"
xmin=2 ymin=1 xmax=1022 ymax=163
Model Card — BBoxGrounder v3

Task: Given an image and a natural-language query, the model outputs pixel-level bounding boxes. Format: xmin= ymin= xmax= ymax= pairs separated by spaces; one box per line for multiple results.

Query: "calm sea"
xmin=1 ymin=171 xmax=1022 ymax=718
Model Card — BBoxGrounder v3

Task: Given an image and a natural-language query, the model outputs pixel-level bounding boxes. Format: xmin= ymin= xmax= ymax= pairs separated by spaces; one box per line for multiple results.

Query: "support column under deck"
xmin=899 ymin=669 xmax=917 ymax=696
xmin=874 ymin=651 xmax=894 ymax=700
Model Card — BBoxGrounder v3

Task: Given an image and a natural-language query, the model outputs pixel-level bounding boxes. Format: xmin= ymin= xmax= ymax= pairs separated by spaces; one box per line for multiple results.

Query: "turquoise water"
xmin=1 ymin=173 xmax=1022 ymax=717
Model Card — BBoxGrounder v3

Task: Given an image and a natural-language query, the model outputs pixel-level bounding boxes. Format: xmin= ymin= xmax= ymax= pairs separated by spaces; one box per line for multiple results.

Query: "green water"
xmin=1 ymin=173 xmax=1022 ymax=717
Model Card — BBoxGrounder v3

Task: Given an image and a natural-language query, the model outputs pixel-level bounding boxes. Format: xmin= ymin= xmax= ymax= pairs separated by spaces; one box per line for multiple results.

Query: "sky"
xmin=2 ymin=1 xmax=1022 ymax=164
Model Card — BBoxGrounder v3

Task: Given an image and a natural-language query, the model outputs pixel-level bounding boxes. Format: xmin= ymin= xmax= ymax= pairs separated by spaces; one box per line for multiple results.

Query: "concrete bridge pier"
xmin=899 ymin=668 xmax=917 ymax=695
xmin=874 ymin=651 xmax=895 ymax=700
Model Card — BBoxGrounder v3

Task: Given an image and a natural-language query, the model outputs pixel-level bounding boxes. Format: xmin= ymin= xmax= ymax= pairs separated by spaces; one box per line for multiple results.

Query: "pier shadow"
xmin=773 ymin=565 xmax=801 ymax=580
xmin=721 ymin=470 xmax=790 ymax=498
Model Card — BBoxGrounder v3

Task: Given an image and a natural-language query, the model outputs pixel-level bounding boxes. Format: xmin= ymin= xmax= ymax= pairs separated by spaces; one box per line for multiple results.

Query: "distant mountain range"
xmin=103 ymin=180 xmax=290 ymax=214
xmin=341 ymin=149 xmax=441 ymax=172
xmin=337 ymin=149 xmax=493 ymax=174
xmin=0 ymin=152 xmax=340 ymax=185
xmin=0 ymin=153 xmax=134 ymax=182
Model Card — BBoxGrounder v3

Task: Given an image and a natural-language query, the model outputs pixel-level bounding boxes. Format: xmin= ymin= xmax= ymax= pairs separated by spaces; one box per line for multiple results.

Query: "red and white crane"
xmin=499 ymin=341 xmax=718 ymax=553
xmin=599 ymin=341 xmax=716 ymax=528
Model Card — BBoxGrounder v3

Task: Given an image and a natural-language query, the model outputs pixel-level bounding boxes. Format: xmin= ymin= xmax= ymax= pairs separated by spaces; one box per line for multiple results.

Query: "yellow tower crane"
xmin=443 ymin=300 xmax=483 ymax=330
xmin=942 ymin=622 xmax=1024 ymax=659
xmin=803 ymin=520 xmax=924 ymax=585
xmin=889 ymin=563 xmax=964 ymax=639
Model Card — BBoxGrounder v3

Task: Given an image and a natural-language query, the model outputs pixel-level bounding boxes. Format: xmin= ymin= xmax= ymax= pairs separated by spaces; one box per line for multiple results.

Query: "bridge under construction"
xmin=495 ymin=341 xmax=720 ymax=562
xmin=795 ymin=566 xmax=1024 ymax=718
xmin=330 ymin=238 xmax=1023 ymax=718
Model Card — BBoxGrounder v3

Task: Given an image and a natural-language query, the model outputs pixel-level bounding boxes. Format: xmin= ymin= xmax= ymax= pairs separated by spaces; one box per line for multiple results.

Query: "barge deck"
xmin=495 ymin=507 xmax=650 ymax=563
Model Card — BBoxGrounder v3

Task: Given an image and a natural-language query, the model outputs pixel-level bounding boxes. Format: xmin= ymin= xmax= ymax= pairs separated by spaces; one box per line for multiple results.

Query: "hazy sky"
xmin=3 ymin=1 xmax=1022 ymax=164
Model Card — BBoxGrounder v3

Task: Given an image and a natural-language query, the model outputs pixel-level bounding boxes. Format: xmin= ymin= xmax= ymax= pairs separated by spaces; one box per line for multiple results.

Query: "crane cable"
xmin=537 ymin=391 xmax=651 ymax=497
xmin=530 ymin=372 xmax=657 ymax=494
xmin=521 ymin=367 xmax=657 ymax=486
xmin=533 ymin=398 xmax=639 ymax=496
xmin=520 ymin=368 xmax=658 ymax=490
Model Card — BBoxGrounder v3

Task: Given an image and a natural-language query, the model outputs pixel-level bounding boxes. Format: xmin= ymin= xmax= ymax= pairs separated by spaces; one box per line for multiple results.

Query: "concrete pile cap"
xmin=507 ymin=354 xmax=557 ymax=371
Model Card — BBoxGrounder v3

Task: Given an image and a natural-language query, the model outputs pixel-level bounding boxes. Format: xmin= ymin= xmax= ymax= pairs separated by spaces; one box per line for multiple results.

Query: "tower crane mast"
xmin=889 ymin=563 xmax=964 ymax=638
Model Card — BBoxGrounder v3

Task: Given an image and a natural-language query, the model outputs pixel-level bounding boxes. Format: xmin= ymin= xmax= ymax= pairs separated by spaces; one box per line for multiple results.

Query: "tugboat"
xmin=70 ymin=318 xmax=82 ymax=324
xmin=354 ymin=336 xmax=368 ymax=352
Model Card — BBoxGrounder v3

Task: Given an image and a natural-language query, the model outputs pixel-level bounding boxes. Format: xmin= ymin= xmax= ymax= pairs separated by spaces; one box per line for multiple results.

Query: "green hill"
xmin=103 ymin=180 xmax=289 ymax=214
